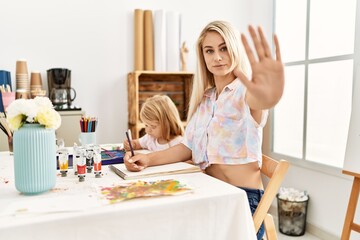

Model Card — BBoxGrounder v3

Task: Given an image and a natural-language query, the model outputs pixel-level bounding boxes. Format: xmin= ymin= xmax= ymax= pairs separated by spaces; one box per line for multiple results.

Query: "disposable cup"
xmin=16 ymin=89 xmax=29 ymax=99
xmin=16 ymin=60 xmax=28 ymax=74
xmin=30 ymin=71 xmax=42 ymax=86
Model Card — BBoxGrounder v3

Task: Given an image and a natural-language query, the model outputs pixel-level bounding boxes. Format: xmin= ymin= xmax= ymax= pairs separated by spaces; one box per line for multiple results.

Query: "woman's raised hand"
xmin=234 ymin=25 xmax=284 ymax=110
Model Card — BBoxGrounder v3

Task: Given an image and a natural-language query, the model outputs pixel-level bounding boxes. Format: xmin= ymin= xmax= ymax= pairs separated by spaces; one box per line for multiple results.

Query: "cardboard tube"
xmin=154 ymin=10 xmax=166 ymax=71
xmin=134 ymin=9 xmax=144 ymax=71
xmin=166 ymin=11 xmax=180 ymax=71
xmin=144 ymin=10 xmax=154 ymax=71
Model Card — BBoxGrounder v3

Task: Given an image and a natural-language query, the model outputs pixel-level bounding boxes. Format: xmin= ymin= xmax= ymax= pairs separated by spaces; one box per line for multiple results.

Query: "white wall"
xmin=2 ymin=0 xmax=355 ymax=238
xmin=0 ymin=0 xmax=254 ymax=145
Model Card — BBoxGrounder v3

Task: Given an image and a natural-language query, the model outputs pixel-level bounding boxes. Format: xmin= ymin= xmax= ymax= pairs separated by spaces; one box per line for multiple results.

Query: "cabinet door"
xmin=0 ymin=132 xmax=9 ymax=151
xmin=56 ymin=111 xmax=85 ymax=147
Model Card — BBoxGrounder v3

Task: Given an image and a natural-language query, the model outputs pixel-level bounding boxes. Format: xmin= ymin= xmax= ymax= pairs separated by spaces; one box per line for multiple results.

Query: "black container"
xmin=277 ymin=193 xmax=309 ymax=236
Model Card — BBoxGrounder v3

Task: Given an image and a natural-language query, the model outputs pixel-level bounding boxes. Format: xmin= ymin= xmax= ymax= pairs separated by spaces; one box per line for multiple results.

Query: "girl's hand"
xmin=234 ymin=25 xmax=284 ymax=110
xmin=123 ymin=139 xmax=130 ymax=151
xmin=123 ymin=139 xmax=137 ymax=151
xmin=124 ymin=152 xmax=150 ymax=172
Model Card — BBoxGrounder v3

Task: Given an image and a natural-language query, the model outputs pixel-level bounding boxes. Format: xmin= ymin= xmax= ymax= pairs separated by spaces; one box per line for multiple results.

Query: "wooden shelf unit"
xmin=127 ymin=71 xmax=194 ymax=139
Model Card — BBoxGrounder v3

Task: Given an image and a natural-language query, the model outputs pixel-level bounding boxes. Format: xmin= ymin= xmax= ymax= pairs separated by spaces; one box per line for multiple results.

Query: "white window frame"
xmin=264 ymin=0 xmax=360 ymax=178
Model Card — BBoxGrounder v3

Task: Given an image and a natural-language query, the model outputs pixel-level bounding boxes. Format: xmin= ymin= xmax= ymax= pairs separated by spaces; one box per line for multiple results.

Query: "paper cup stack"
xmin=16 ymin=59 xmax=30 ymax=99
xmin=30 ymin=71 xmax=46 ymax=98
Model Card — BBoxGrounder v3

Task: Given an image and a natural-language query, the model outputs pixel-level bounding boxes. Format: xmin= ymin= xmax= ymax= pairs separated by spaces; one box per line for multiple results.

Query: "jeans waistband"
xmin=238 ymin=186 xmax=264 ymax=197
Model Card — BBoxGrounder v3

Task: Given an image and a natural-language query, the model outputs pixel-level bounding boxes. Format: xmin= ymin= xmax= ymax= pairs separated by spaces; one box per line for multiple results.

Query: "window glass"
xmin=306 ymin=60 xmax=353 ymax=167
xmin=275 ymin=0 xmax=307 ymax=62
xmin=274 ymin=65 xmax=305 ymax=158
xmin=309 ymin=0 xmax=356 ymax=59
xmin=274 ymin=0 xmax=356 ymax=169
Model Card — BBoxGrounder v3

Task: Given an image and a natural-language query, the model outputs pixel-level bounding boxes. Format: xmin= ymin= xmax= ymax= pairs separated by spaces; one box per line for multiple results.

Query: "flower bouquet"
xmin=6 ymin=96 xmax=61 ymax=130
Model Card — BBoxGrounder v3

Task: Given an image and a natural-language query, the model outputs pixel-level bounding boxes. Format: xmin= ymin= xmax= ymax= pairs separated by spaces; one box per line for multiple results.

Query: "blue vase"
xmin=13 ymin=123 xmax=56 ymax=195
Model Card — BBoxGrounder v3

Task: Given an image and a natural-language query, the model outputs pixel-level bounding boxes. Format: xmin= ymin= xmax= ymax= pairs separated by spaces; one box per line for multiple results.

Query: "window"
xmin=272 ymin=0 xmax=357 ymax=168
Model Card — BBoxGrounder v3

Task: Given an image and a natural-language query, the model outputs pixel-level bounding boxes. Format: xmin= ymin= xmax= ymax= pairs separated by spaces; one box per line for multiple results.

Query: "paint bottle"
xmin=58 ymin=149 xmax=69 ymax=177
xmin=85 ymin=146 xmax=94 ymax=173
xmin=93 ymin=145 xmax=102 ymax=178
xmin=76 ymin=148 xmax=86 ymax=182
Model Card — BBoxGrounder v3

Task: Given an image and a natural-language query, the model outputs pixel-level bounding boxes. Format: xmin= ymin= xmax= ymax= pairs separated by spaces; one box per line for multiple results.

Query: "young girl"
xmin=124 ymin=21 xmax=284 ymax=240
xmin=123 ymin=95 xmax=184 ymax=152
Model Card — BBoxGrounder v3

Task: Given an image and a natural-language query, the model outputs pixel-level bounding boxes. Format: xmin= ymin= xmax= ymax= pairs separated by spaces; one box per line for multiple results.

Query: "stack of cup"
xmin=15 ymin=59 xmax=29 ymax=99
xmin=30 ymin=71 xmax=46 ymax=98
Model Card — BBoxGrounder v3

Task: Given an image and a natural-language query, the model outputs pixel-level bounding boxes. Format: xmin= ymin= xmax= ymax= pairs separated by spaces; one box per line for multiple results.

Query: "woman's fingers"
xmin=241 ymin=33 xmax=255 ymax=65
xmin=234 ymin=68 xmax=253 ymax=91
xmin=257 ymin=26 xmax=271 ymax=58
xmin=248 ymin=25 xmax=265 ymax=61
xmin=274 ymin=34 xmax=282 ymax=62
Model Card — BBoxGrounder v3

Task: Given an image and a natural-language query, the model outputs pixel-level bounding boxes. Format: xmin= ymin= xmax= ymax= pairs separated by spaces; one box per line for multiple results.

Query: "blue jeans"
xmin=239 ymin=187 xmax=265 ymax=240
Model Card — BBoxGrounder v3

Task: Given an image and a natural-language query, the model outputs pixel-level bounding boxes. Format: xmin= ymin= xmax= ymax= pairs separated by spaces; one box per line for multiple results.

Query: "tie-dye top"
xmin=182 ymin=78 xmax=268 ymax=170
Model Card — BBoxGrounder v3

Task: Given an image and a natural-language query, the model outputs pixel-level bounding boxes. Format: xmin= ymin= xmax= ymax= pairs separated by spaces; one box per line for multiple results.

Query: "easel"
xmin=342 ymin=170 xmax=360 ymax=240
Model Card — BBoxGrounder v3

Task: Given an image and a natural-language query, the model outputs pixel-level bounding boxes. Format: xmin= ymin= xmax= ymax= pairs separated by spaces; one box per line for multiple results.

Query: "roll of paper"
xmin=166 ymin=11 xmax=180 ymax=72
xmin=144 ymin=10 xmax=154 ymax=71
xmin=134 ymin=9 xmax=144 ymax=71
xmin=154 ymin=10 xmax=166 ymax=72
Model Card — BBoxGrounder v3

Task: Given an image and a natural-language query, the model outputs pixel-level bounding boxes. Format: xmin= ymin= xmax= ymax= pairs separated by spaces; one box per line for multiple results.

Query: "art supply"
xmin=109 ymin=162 xmax=201 ymax=180
xmin=0 ymin=113 xmax=13 ymax=148
xmin=2 ymin=92 xmax=15 ymax=111
xmin=77 ymin=148 xmax=86 ymax=182
xmin=126 ymin=129 xmax=134 ymax=157
xmin=100 ymin=179 xmax=192 ymax=204
xmin=73 ymin=145 xmax=81 ymax=175
xmin=85 ymin=148 xmax=94 ymax=173
xmin=0 ymin=84 xmax=11 ymax=93
xmin=93 ymin=145 xmax=102 ymax=178
xmin=79 ymin=116 xmax=98 ymax=133
xmin=58 ymin=149 xmax=69 ymax=177
xmin=0 ymin=84 xmax=14 ymax=113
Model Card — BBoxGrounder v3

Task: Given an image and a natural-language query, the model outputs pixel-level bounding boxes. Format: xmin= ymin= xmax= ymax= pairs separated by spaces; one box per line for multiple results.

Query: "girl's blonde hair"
xmin=140 ymin=95 xmax=184 ymax=141
xmin=187 ymin=20 xmax=251 ymax=120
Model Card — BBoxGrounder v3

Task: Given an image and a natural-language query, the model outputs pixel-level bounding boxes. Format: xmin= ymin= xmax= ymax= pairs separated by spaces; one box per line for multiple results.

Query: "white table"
xmin=0 ymin=152 xmax=256 ymax=240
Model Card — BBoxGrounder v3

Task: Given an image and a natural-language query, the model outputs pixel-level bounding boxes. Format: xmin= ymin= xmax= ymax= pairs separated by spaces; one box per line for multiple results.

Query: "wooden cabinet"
xmin=128 ymin=71 xmax=194 ymax=139
xmin=56 ymin=110 xmax=85 ymax=147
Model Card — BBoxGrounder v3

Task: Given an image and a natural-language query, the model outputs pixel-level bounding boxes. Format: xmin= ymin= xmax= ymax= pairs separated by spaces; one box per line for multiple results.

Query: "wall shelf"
xmin=127 ymin=71 xmax=194 ymax=139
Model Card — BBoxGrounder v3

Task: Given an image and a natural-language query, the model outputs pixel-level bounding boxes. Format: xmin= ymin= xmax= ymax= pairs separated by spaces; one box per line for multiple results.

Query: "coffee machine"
xmin=47 ymin=68 xmax=81 ymax=110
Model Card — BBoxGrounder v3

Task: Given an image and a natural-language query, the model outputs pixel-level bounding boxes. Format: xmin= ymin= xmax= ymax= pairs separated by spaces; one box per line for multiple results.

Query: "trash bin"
xmin=277 ymin=188 xmax=309 ymax=236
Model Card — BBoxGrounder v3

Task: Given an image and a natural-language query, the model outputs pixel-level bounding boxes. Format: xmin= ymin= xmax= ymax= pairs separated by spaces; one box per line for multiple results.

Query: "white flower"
xmin=6 ymin=97 xmax=61 ymax=131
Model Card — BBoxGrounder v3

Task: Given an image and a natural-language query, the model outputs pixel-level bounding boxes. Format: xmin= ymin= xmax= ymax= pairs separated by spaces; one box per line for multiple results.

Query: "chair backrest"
xmin=253 ymin=155 xmax=290 ymax=234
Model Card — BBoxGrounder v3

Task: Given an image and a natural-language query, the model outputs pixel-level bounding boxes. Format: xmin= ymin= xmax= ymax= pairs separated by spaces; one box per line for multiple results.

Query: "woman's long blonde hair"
xmin=140 ymin=95 xmax=184 ymax=141
xmin=187 ymin=20 xmax=251 ymax=121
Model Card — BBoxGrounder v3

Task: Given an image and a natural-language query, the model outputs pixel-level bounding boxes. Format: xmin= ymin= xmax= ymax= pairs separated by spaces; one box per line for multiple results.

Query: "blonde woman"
xmin=124 ymin=21 xmax=284 ymax=239
xmin=124 ymin=95 xmax=184 ymax=152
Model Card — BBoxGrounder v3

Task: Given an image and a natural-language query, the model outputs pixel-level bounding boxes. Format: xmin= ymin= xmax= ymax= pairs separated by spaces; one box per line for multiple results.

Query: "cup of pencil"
xmin=79 ymin=116 xmax=98 ymax=146
xmin=0 ymin=84 xmax=14 ymax=112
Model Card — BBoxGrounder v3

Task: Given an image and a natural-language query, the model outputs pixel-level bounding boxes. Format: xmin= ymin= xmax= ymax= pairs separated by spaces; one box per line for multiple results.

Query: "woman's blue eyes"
xmin=205 ymin=47 xmax=227 ymax=54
